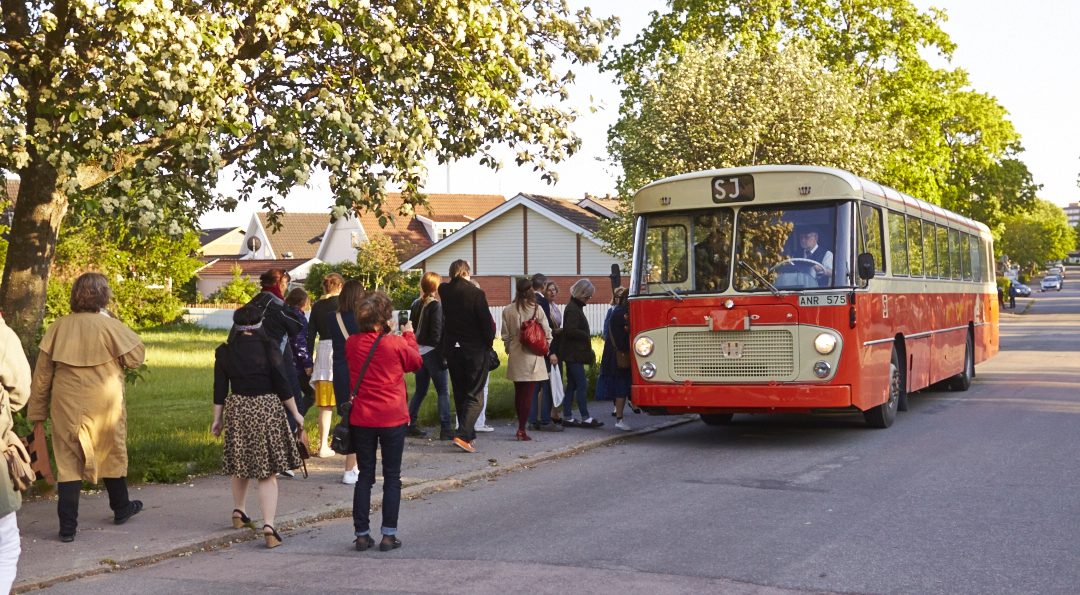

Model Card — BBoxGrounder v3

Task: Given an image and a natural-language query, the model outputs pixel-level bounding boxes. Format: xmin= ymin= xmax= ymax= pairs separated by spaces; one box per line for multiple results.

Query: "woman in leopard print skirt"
xmin=212 ymin=305 xmax=304 ymax=548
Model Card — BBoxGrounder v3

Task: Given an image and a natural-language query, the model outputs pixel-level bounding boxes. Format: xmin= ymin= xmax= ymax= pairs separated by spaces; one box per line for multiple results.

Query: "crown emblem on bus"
xmin=798 ymin=186 xmax=812 ymax=195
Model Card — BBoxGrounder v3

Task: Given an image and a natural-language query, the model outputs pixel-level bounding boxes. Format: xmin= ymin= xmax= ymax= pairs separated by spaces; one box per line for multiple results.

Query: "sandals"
xmin=515 ymin=430 xmax=532 ymax=441
xmin=263 ymin=524 xmax=283 ymax=548
xmin=231 ymin=509 xmax=251 ymax=529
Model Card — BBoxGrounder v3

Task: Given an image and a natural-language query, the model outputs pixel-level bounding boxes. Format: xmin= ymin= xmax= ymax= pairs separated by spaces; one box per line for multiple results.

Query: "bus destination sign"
xmin=799 ymin=294 xmax=848 ymax=307
xmin=712 ymin=174 xmax=755 ymax=203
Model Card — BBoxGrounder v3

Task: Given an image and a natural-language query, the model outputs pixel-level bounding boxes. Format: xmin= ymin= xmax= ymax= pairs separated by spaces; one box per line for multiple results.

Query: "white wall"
xmin=527 ymin=210 xmax=575 ymax=274
xmin=320 ymin=218 xmax=361 ymax=263
xmin=425 ymin=234 xmax=474 ymax=276
xmin=474 ymin=206 xmax=524 ymax=275
xmin=579 ymin=239 xmax=620 ymax=275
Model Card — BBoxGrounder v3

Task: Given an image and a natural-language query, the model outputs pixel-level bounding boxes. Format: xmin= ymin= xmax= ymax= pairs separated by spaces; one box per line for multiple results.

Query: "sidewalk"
xmin=12 ymin=410 xmax=691 ymax=592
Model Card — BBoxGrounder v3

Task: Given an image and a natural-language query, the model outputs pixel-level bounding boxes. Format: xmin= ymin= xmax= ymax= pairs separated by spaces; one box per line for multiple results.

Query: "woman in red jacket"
xmin=345 ymin=291 xmax=422 ymax=552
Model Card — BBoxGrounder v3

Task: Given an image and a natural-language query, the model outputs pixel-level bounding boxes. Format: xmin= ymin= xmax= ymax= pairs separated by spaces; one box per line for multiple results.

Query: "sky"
xmin=200 ymin=0 xmax=1080 ymax=229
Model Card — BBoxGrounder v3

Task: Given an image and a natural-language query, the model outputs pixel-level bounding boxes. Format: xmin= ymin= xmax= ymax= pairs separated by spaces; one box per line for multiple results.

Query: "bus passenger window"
xmin=967 ymin=234 xmax=980 ymax=281
xmin=949 ymin=229 xmax=962 ymax=280
xmin=888 ymin=211 xmax=909 ymax=276
xmin=908 ymin=217 xmax=924 ymax=277
xmin=923 ymin=220 xmax=937 ymax=278
xmin=859 ymin=204 xmax=884 ymax=273
xmin=936 ymin=225 xmax=950 ymax=278
xmin=644 ymin=225 xmax=688 ymax=284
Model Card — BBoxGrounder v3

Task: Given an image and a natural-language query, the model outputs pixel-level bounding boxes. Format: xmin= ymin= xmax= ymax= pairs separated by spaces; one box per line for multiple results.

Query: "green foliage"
xmin=304 ymin=261 xmax=363 ymax=299
xmin=605 ymin=0 xmax=1036 ymax=238
xmin=998 ymin=199 xmax=1076 ymax=276
xmin=207 ymin=265 xmax=259 ymax=305
xmin=43 ymin=217 xmax=202 ymax=329
xmin=355 ymin=234 xmax=404 ymax=291
xmin=387 ymin=270 xmax=422 ymax=311
xmin=600 ymin=39 xmax=889 ymax=259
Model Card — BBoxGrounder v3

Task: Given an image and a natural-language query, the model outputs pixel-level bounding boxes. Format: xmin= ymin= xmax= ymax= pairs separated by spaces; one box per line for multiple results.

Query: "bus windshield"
xmin=634 ymin=201 xmax=853 ymax=296
xmin=734 ymin=202 xmax=850 ymax=291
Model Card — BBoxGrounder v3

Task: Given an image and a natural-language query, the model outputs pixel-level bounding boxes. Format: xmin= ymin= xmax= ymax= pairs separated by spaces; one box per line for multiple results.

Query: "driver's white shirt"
xmin=802 ymin=245 xmax=833 ymax=278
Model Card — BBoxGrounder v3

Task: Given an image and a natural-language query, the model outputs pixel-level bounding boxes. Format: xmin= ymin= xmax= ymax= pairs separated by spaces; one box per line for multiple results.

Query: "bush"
xmin=208 ymin=265 xmax=259 ymax=304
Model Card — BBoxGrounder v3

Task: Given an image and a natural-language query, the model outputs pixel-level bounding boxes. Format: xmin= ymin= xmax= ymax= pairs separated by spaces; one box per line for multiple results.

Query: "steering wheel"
xmin=769 ymin=257 xmax=821 ymax=272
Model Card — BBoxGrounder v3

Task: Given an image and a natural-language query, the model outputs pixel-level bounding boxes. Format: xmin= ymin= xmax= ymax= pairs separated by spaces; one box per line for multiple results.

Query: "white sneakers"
xmin=475 ymin=425 xmax=494 ymax=433
xmin=615 ymin=419 xmax=632 ymax=431
xmin=342 ymin=467 xmax=359 ymax=485
xmin=317 ymin=447 xmax=336 ymax=458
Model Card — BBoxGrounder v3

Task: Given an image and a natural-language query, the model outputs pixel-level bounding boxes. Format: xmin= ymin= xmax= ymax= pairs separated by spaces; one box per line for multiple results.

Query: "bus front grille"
xmin=671 ymin=329 xmax=795 ymax=380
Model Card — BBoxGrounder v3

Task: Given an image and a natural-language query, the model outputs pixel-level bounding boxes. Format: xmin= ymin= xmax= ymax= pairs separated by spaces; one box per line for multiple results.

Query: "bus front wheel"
xmin=865 ymin=348 xmax=901 ymax=428
xmin=700 ymin=414 xmax=734 ymax=426
xmin=947 ymin=332 xmax=974 ymax=392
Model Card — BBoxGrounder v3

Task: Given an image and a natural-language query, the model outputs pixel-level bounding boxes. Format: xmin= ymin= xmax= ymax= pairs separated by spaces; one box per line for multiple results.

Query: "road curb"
xmin=14 ymin=415 xmax=695 ymax=593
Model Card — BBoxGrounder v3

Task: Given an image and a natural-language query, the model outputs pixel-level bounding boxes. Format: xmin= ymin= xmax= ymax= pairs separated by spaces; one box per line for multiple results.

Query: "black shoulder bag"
xmin=330 ymin=333 xmax=385 ymax=455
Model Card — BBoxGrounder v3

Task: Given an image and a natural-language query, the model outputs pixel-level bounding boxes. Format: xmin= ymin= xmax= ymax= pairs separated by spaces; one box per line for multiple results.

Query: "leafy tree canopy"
xmin=998 ymin=199 xmax=1075 ymax=276
xmin=599 ymin=39 xmax=892 ymax=259
xmin=602 ymin=0 xmax=1036 ymax=257
xmin=0 ymin=0 xmax=617 ymax=349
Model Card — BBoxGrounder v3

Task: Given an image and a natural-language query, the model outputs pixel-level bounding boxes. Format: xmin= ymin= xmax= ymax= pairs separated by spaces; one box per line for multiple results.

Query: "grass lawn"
xmin=122 ymin=323 xmax=604 ymax=483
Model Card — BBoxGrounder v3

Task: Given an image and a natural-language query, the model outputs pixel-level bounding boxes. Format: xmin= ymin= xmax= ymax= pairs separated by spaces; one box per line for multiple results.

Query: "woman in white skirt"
xmin=306 ymin=273 xmax=344 ymax=457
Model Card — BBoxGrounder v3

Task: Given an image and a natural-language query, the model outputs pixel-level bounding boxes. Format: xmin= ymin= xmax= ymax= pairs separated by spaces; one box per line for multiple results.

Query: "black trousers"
xmin=446 ymin=346 xmax=488 ymax=442
xmin=57 ymin=477 xmax=130 ymax=535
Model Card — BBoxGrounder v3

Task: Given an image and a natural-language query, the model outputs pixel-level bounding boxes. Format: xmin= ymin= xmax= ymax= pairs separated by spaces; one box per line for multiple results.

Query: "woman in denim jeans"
xmin=406 ymin=272 xmax=452 ymax=440
xmin=560 ymin=279 xmax=602 ymax=428
xmin=345 ymin=291 xmax=422 ymax=552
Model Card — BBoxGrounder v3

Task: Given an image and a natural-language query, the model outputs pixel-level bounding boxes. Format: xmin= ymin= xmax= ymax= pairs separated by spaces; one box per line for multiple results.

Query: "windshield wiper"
xmin=658 ymin=281 xmax=684 ymax=301
xmin=738 ymin=260 xmax=780 ymax=297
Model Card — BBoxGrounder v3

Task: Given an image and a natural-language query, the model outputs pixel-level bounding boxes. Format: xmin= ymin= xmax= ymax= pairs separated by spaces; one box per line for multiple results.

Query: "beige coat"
xmin=501 ymin=303 xmax=552 ymax=382
xmin=0 ymin=315 xmax=32 ymax=515
xmin=28 ymin=313 xmax=144 ymax=483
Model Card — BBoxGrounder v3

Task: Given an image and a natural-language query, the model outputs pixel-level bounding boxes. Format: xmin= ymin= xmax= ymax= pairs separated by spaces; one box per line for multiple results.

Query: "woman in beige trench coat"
xmin=500 ymin=278 xmax=552 ymax=442
xmin=28 ymin=273 xmax=146 ymax=542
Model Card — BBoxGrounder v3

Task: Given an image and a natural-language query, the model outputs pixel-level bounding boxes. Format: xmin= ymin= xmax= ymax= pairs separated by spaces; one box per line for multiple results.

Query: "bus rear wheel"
xmin=865 ymin=348 xmax=901 ymax=428
xmin=947 ymin=332 xmax=974 ymax=392
xmin=700 ymin=414 xmax=734 ymax=426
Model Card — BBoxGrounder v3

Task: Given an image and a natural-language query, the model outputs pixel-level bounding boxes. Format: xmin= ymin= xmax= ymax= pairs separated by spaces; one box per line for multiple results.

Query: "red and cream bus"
xmin=628 ymin=166 xmax=998 ymax=428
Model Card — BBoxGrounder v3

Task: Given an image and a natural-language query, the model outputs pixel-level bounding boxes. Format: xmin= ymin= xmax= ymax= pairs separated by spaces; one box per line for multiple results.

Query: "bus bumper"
xmin=632 ymin=384 xmax=852 ymax=414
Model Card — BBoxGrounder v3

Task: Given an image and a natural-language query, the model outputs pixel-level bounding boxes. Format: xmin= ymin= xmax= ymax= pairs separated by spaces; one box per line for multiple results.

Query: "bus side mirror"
xmin=857 ymin=253 xmax=876 ymax=281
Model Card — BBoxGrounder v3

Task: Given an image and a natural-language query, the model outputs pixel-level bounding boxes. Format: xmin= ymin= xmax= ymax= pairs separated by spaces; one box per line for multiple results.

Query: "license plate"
xmin=799 ymin=294 xmax=848 ymax=307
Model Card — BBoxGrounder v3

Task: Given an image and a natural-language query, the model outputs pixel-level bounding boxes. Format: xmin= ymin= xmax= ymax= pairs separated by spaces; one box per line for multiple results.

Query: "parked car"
xmin=1040 ymin=275 xmax=1062 ymax=292
xmin=1012 ymin=283 xmax=1031 ymax=297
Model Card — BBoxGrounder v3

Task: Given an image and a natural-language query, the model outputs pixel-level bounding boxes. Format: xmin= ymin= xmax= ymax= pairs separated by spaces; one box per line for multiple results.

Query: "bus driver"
xmin=792 ymin=229 xmax=833 ymax=284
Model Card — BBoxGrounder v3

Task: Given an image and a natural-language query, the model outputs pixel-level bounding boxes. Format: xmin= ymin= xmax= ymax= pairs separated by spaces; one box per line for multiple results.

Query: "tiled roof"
xmin=357 ymin=193 xmax=506 ymax=261
xmin=197 ymin=257 xmax=311 ymax=277
xmin=256 ymin=212 xmax=330 ymax=259
xmin=3 ymin=176 xmax=18 ymax=203
xmin=519 ymin=193 xmax=606 ymax=233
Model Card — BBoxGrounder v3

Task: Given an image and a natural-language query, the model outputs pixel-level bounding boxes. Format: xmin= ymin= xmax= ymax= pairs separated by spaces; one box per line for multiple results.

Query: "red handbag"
xmin=520 ymin=306 xmax=549 ymax=356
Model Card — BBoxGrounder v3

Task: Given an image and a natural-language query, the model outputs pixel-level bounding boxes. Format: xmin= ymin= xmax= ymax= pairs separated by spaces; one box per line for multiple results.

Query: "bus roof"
xmin=636 ymin=165 xmax=990 ymax=235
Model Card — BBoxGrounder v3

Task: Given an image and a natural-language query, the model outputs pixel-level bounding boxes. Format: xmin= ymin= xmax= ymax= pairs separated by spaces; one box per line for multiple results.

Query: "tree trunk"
xmin=0 ymin=158 xmax=68 ymax=360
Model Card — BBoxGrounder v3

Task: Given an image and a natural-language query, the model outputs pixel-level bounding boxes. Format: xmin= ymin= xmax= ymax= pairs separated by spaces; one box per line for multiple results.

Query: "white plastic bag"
xmin=549 ymin=364 xmax=565 ymax=408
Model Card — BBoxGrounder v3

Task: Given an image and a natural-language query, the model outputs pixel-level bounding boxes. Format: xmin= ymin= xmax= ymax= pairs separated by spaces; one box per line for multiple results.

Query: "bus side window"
xmin=908 ymin=217 xmax=924 ymax=277
xmin=859 ymin=203 xmax=884 ymax=274
xmin=968 ymin=233 xmax=981 ymax=281
xmin=936 ymin=224 xmax=950 ymax=278
xmin=923 ymin=220 xmax=937 ymax=278
xmin=887 ymin=210 xmax=909 ymax=276
xmin=949 ymin=228 xmax=962 ymax=280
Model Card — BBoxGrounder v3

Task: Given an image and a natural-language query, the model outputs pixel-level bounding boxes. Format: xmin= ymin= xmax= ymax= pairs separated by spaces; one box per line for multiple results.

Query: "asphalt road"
xmin=41 ymin=283 xmax=1080 ymax=594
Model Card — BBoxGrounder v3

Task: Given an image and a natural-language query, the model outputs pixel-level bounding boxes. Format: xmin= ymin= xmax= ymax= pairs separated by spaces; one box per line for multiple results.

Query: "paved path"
xmin=14 ymin=409 xmax=684 ymax=592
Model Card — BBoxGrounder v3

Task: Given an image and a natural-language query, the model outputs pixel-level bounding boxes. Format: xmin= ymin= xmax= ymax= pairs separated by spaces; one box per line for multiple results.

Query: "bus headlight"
xmin=813 ymin=361 xmax=831 ymax=378
xmin=640 ymin=362 xmax=657 ymax=379
xmin=813 ymin=333 xmax=837 ymax=355
xmin=634 ymin=336 xmax=654 ymax=357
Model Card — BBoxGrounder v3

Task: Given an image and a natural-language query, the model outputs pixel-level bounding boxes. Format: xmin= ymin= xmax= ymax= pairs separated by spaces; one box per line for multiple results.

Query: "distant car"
xmin=1040 ymin=275 xmax=1062 ymax=292
xmin=1012 ymin=283 xmax=1031 ymax=297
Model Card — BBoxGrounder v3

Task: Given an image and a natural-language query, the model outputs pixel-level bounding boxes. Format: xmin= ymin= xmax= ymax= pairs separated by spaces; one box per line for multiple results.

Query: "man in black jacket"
xmin=438 ymin=260 xmax=495 ymax=452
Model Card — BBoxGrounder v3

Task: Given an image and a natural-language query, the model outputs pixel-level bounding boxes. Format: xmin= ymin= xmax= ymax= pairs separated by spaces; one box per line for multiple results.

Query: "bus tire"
xmin=947 ymin=332 xmax=974 ymax=392
xmin=700 ymin=414 xmax=734 ymax=426
xmin=865 ymin=348 xmax=901 ymax=429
